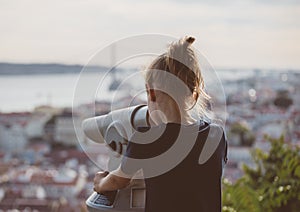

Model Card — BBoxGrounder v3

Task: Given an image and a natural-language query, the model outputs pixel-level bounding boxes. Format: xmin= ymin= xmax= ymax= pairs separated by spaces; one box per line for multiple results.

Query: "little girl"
xmin=94 ymin=36 xmax=228 ymax=212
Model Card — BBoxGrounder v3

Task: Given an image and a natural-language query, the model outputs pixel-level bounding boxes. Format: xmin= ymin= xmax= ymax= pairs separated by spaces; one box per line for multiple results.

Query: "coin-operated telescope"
xmin=82 ymin=105 xmax=150 ymax=212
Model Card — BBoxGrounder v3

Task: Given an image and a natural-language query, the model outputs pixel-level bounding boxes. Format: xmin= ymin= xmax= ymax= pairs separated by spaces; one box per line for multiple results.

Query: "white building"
xmin=0 ymin=123 xmax=27 ymax=153
xmin=25 ymin=113 xmax=52 ymax=138
xmin=54 ymin=111 xmax=84 ymax=147
xmin=12 ymin=166 xmax=87 ymax=201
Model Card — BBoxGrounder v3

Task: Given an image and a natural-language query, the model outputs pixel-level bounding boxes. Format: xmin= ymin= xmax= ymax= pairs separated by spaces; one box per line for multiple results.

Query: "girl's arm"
xmin=93 ymin=167 xmax=132 ymax=193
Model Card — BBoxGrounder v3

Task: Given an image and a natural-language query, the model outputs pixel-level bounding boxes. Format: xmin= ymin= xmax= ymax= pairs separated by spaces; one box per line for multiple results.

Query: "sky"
xmin=0 ymin=0 xmax=300 ymax=69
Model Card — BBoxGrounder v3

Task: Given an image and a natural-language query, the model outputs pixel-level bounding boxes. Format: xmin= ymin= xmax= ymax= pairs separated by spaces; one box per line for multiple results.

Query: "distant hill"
xmin=0 ymin=63 xmax=108 ymax=75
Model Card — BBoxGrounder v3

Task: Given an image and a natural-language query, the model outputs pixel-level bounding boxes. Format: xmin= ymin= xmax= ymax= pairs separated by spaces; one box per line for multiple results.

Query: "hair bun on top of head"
xmin=185 ymin=36 xmax=195 ymax=45
xmin=164 ymin=36 xmax=199 ymax=92
xmin=166 ymin=36 xmax=197 ymax=73
xmin=180 ymin=36 xmax=195 ymax=49
xmin=167 ymin=36 xmax=196 ymax=57
xmin=166 ymin=36 xmax=196 ymax=63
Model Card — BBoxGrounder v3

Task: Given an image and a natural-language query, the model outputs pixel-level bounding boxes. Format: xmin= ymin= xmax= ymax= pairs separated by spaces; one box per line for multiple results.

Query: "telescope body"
xmin=82 ymin=104 xmax=150 ymax=154
xmin=82 ymin=105 xmax=149 ymax=211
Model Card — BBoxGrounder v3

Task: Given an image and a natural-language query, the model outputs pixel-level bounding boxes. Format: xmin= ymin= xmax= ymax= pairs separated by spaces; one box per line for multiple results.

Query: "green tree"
xmin=230 ymin=122 xmax=256 ymax=146
xmin=273 ymin=90 xmax=293 ymax=109
xmin=222 ymin=135 xmax=300 ymax=212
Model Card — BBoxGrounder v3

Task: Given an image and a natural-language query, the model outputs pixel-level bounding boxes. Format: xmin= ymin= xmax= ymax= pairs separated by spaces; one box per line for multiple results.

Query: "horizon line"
xmin=0 ymin=61 xmax=299 ymax=72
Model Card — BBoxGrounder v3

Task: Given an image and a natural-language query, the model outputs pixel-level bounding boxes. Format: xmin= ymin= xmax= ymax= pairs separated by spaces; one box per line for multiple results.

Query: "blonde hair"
xmin=145 ymin=36 xmax=211 ymax=119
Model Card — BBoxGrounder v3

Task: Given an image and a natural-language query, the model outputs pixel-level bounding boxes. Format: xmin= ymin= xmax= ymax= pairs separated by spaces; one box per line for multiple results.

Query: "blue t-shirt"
xmin=121 ymin=121 xmax=228 ymax=212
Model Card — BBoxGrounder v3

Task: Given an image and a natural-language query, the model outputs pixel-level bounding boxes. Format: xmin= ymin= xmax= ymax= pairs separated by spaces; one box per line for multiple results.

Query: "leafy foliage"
xmin=273 ymin=90 xmax=293 ymax=109
xmin=222 ymin=135 xmax=300 ymax=212
xmin=230 ymin=121 xmax=256 ymax=146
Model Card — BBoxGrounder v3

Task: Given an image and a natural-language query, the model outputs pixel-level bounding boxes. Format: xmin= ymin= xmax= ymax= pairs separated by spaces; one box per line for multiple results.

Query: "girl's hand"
xmin=93 ymin=171 xmax=109 ymax=193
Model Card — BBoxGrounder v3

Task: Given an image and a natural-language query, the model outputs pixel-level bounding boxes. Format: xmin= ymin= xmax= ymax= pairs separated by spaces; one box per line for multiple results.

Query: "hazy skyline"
xmin=1 ymin=0 xmax=300 ymax=69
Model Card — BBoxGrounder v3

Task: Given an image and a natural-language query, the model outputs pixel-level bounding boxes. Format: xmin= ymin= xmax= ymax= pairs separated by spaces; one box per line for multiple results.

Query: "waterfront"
xmin=1 ymin=68 xmax=261 ymax=113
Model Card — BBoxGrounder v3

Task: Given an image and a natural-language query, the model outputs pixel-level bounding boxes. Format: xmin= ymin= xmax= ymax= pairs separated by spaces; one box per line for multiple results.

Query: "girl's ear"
xmin=193 ymin=91 xmax=199 ymax=101
xmin=149 ymin=89 xmax=156 ymax=102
